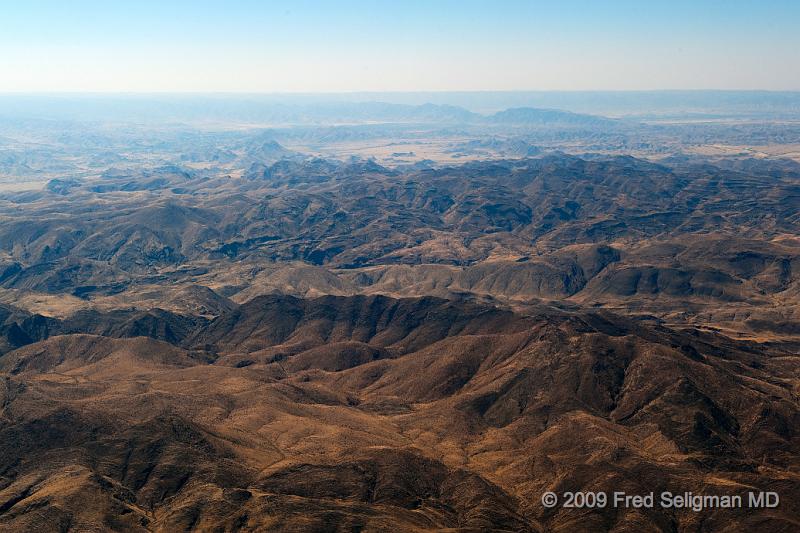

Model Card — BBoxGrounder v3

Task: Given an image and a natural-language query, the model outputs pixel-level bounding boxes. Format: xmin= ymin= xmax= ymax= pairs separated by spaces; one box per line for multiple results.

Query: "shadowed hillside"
xmin=0 ymin=294 xmax=798 ymax=531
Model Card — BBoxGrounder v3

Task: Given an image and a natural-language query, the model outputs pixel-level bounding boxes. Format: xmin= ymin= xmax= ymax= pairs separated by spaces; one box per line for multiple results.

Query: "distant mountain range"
xmin=0 ymin=95 xmax=617 ymax=127
xmin=2 ymin=91 xmax=800 ymax=123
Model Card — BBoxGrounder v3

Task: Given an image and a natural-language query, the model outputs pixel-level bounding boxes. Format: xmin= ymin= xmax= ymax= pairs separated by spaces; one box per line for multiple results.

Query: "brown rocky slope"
xmin=0 ymin=295 xmax=798 ymax=531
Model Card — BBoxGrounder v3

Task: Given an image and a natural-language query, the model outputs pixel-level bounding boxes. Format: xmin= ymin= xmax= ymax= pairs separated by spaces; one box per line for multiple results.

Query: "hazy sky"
xmin=2 ymin=0 xmax=799 ymax=92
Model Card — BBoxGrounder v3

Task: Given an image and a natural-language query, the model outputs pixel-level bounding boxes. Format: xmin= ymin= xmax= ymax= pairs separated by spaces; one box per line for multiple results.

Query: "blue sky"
xmin=1 ymin=0 xmax=798 ymax=92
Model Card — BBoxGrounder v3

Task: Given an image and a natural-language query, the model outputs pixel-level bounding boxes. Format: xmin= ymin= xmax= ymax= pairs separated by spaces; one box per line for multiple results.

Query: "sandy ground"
xmin=0 ymin=179 xmax=47 ymax=191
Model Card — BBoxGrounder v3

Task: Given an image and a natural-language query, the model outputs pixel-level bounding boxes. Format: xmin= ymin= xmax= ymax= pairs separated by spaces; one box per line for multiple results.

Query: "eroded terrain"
xmin=0 ymin=98 xmax=799 ymax=531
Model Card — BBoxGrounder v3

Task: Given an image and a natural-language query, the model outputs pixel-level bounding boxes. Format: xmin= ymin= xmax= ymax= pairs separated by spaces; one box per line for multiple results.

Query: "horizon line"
xmin=2 ymin=89 xmax=800 ymax=96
